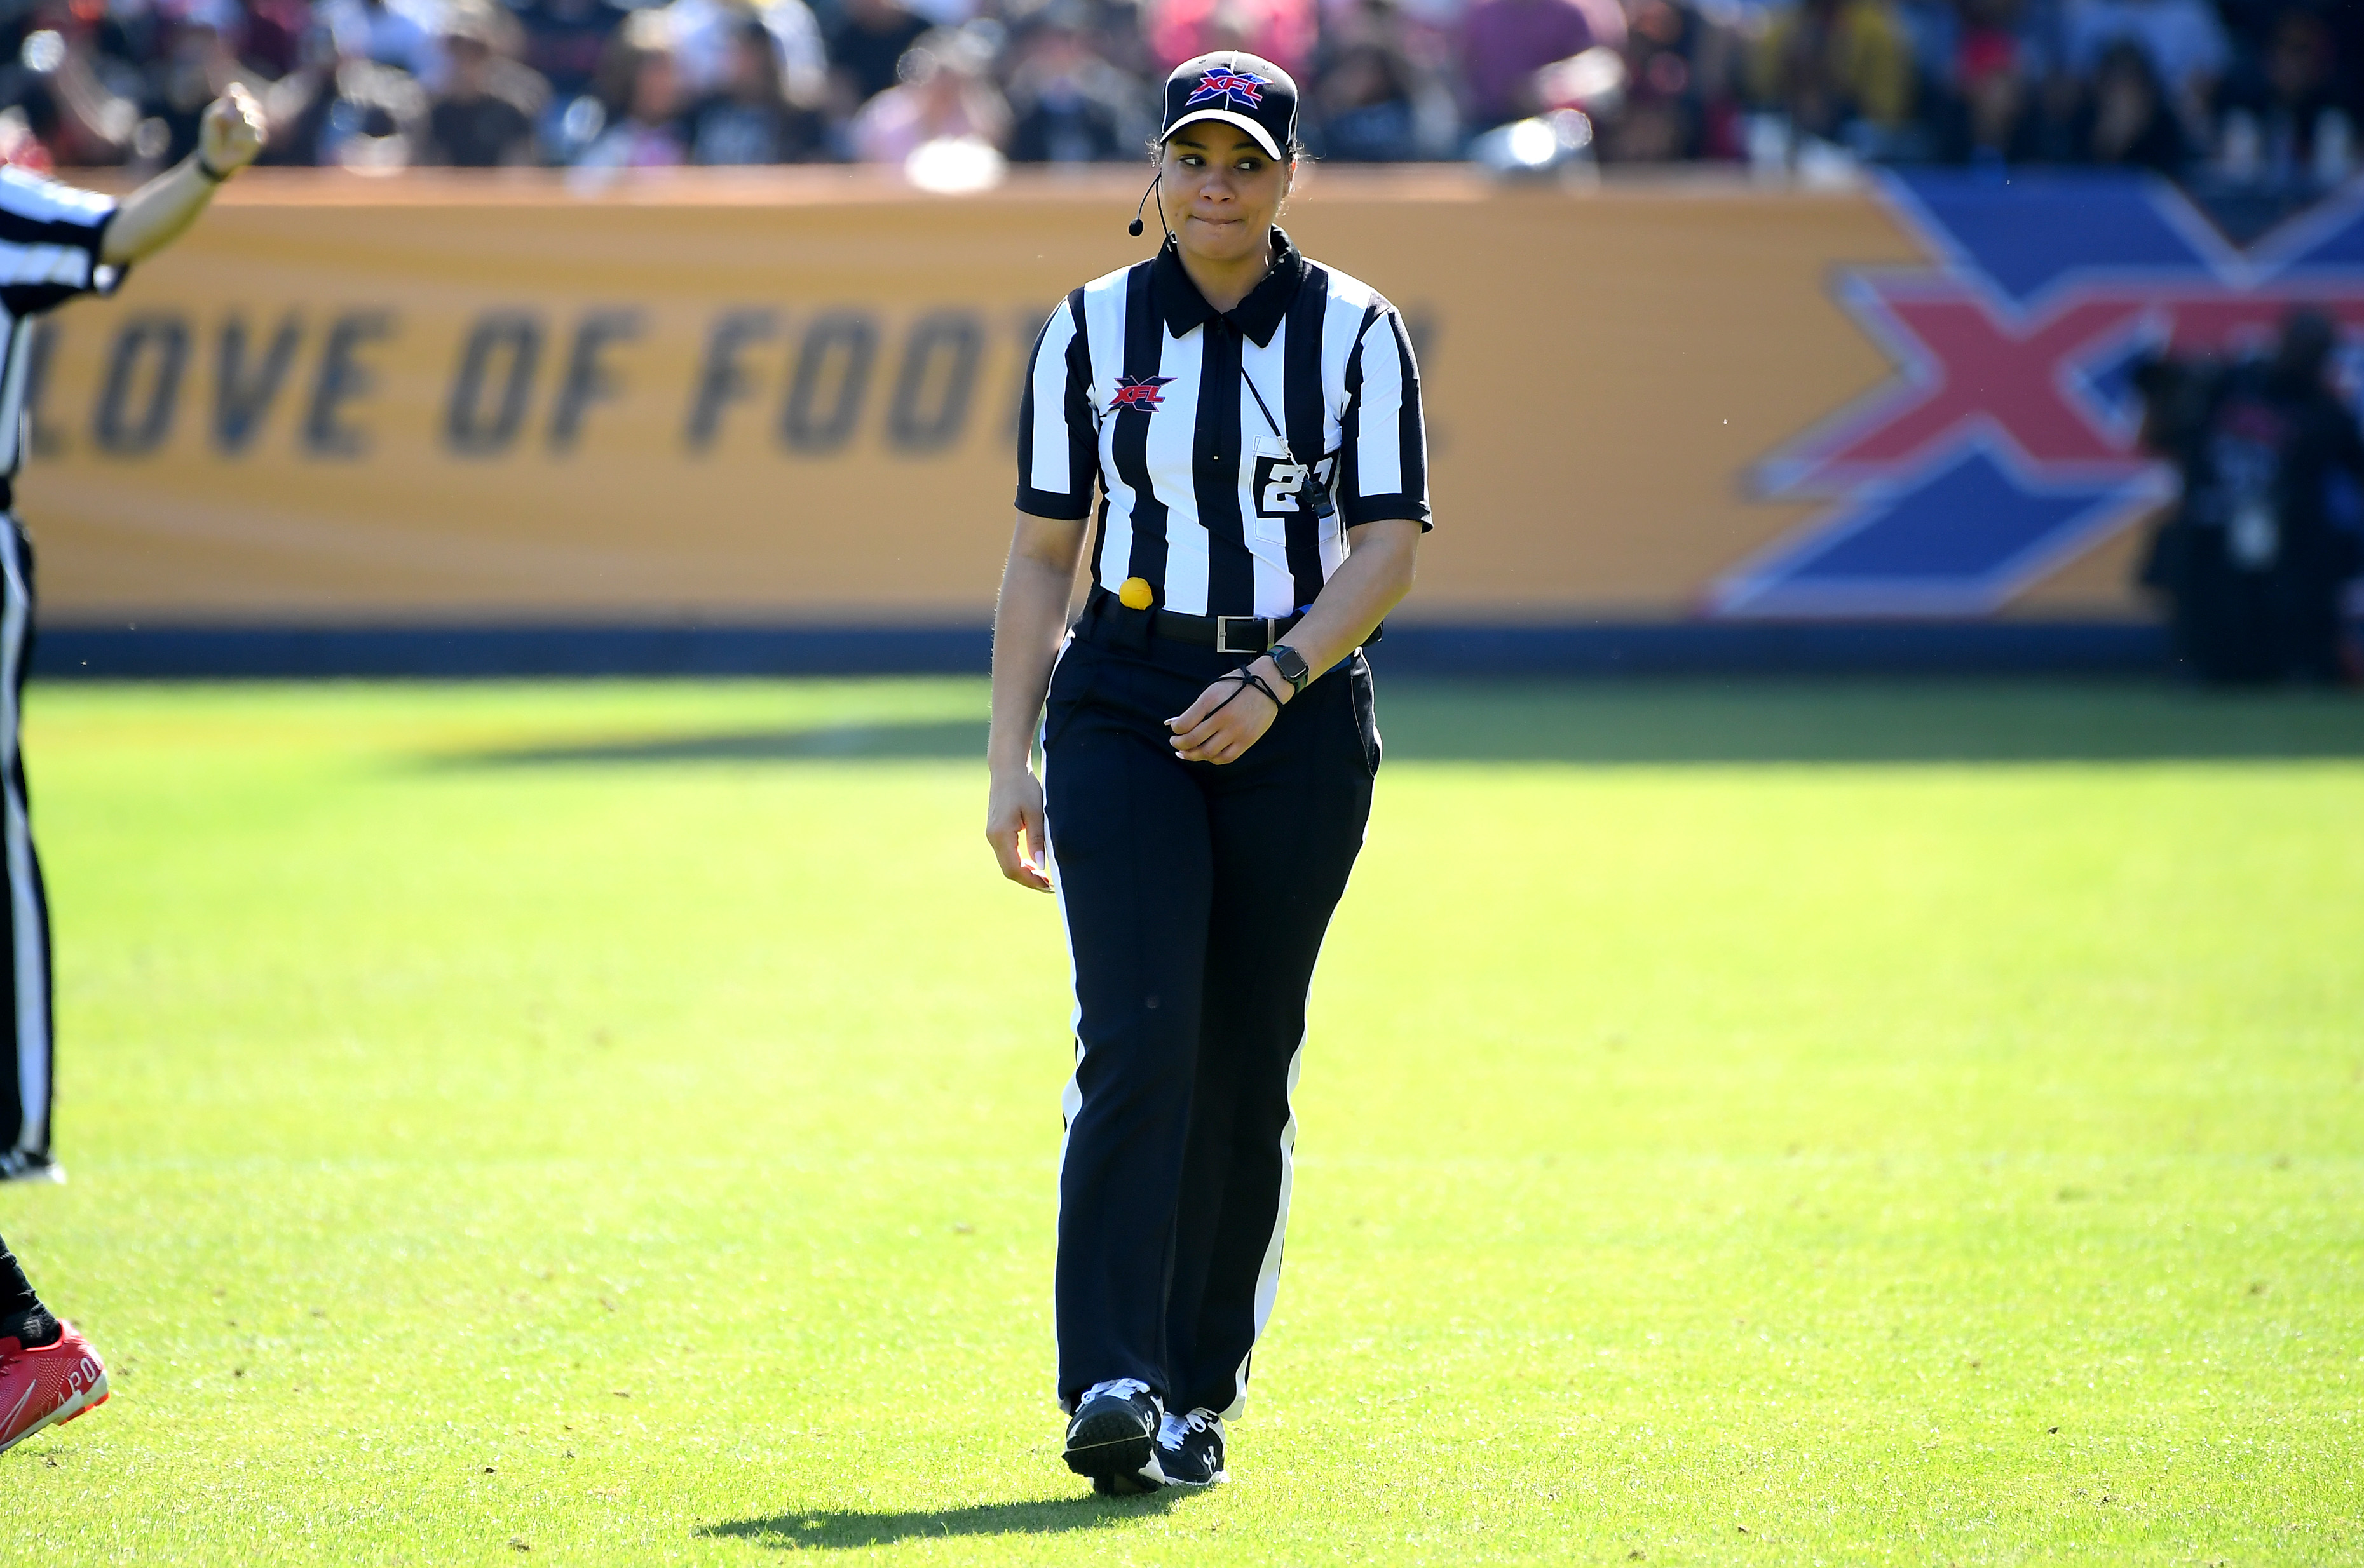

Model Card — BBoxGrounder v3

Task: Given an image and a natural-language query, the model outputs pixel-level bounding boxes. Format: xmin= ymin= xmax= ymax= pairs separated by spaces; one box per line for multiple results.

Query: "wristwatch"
xmin=1267 ymin=644 xmax=1312 ymax=696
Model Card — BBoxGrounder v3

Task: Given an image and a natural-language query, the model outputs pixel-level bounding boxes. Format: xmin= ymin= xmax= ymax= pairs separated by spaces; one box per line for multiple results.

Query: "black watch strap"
xmin=1268 ymin=643 xmax=1312 ymax=694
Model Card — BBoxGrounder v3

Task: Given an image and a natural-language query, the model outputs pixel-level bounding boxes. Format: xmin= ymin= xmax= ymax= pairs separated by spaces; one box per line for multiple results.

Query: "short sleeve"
xmin=1336 ymin=304 xmax=1432 ymax=531
xmin=0 ymin=167 xmax=124 ymax=318
xmin=1015 ymin=290 xmax=1098 ymax=521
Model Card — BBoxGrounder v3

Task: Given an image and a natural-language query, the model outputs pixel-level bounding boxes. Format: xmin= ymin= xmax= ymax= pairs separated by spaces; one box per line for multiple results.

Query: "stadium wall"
xmin=18 ymin=166 xmax=2181 ymax=677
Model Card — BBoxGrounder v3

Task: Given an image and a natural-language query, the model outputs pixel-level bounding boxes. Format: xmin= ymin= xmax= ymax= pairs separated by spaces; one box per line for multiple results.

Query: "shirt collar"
xmin=1150 ymin=228 xmax=1306 ymax=347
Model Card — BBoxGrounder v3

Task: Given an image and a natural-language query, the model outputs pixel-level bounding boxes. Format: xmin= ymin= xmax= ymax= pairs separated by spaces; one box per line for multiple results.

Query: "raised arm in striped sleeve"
xmin=0 ymin=168 xmax=124 ymax=319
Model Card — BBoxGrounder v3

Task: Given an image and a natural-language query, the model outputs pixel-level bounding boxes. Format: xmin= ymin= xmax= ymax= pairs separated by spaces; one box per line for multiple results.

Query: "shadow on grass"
xmin=431 ymin=682 xmax=2364 ymax=769
xmin=698 ymin=1492 xmax=1180 ymax=1550
xmin=1373 ymin=680 xmax=2364 ymax=764
xmin=448 ymin=719 xmax=989 ymax=766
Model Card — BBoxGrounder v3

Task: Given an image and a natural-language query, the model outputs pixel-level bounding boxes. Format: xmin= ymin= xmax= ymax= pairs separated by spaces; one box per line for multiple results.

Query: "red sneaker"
xmin=0 ymin=1323 xmax=109 ymax=1455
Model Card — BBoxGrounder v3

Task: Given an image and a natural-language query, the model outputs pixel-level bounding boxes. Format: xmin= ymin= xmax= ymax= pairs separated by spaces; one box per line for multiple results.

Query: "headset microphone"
xmin=1127 ymin=172 xmax=1162 ymax=238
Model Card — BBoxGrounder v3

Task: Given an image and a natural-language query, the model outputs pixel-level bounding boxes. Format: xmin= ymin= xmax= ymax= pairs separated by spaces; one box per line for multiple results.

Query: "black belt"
xmin=1087 ymin=591 xmax=1314 ymax=657
xmin=1151 ymin=608 xmax=1302 ymax=654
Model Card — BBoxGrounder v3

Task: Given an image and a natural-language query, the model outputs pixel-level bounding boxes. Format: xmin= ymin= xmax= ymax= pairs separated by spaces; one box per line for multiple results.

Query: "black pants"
xmin=0 ymin=517 xmax=53 ymax=1179
xmin=1043 ymin=617 xmax=1378 ymax=1421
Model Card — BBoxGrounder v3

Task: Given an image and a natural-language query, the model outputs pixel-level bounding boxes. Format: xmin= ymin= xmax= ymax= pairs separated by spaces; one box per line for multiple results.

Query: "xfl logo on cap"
xmin=1187 ymin=70 xmax=1268 ymax=109
xmin=1109 ymin=375 xmax=1176 ymax=414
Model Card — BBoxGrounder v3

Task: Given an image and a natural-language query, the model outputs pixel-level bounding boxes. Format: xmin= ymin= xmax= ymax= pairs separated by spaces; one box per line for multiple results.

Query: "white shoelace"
xmin=1081 ymin=1377 xmax=1152 ymax=1407
xmin=1157 ymin=1407 xmax=1222 ymax=1450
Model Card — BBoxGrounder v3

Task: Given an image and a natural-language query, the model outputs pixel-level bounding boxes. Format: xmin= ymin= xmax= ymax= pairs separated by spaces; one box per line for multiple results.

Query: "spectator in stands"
xmin=909 ymin=0 xmax=984 ymax=26
xmin=686 ymin=15 xmax=827 ymax=160
xmin=0 ymin=0 xmax=2339 ymax=173
xmin=849 ymin=27 xmax=1009 ymax=161
xmin=1460 ymin=0 xmax=1598 ymax=129
xmin=422 ymin=4 xmax=548 ymax=165
xmin=2075 ymin=37 xmax=2189 ymax=166
xmin=1887 ymin=0 xmax=1957 ymax=107
xmin=0 ymin=105 xmax=52 ymax=172
xmin=827 ymin=0 xmax=932 ymax=116
xmin=9 ymin=29 xmax=146 ymax=168
xmin=318 ymin=0 xmax=444 ymax=87
xmin=1307 ymin=0 xmax=1458 ymax=159
xmin=1749 ymin=0 xmax=1916 ymax=149
xmin=1310 ymin=37 xmax=1423 ymax=159
xmin=144 ymin=3 xmax=264 ymax=166
xmin=0 ymin=36 xmax=66 ymax=170
xmin=1601 ymin=0 xmax=1739 ymax=160
xmin=258 ymin=23 xmax=341 ymax=164
xmin=1005 ymin=4 xmax=1146 ymax=163
xmin=81 ymin=3 xmax=170 ymax=122
xmin=766 ymin=0 xmax=832 ymax=111
xmin=1145 ymin=0 xmax=1317 ymax=76
xmin=1938 ymin=0 xmax=2054 ymax=164
xmin=575 ymin=11 xmax=691 ymax=166
xmin=1952 ymin=28 xmax=2034 ymax=163
xmin=2214 ymin=8 xmax=2353 ymax=184
xmin=662 ymin=0 xmax=829 ymax=105
xmin=243 ymin=0 xmax=315 ymax=80
xmin=513 ymin=0 xmax=626 ymax=101
xmin=2062 ymin=0 xmax=2225 ymax=141
xmin=1084 ymin=0 xmax=1164 ymax=79
xmin=261 ymin=17 xmax=429 ymax=168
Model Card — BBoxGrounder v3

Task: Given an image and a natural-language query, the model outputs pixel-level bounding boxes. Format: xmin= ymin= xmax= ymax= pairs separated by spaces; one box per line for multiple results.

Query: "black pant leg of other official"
xmin=0 ymin=518 xmax=55 ymax=1177
xmin=1043 ymin=632 xmax=1376 ymax=1417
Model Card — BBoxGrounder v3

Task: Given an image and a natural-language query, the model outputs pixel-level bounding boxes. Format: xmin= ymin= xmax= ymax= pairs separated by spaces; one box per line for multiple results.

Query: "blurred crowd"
xmin=0 ymin=0 xmax=2352 ymax=184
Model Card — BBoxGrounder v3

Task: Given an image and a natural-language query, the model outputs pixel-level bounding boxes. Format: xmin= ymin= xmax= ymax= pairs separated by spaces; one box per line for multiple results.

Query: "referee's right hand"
xmin=200 ymin=84 xmax=268 ymax=177
xmin=986 ymin=768 xmax=1052 ymax=893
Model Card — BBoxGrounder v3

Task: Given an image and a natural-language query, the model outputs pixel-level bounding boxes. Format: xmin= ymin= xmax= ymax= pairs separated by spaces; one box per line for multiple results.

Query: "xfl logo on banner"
xmin=1716 ymin=172 xmax=2364 ymax=618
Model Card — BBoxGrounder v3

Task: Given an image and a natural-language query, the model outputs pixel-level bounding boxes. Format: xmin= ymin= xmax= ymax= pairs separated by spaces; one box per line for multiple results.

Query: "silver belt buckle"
xmin=1214 ymin=615 xmax=1267 ymax=655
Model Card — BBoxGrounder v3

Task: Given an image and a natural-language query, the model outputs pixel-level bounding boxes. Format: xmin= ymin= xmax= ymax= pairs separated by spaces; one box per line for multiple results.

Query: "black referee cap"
xmin=1159 ymin=51 xmax=1299 ymax=163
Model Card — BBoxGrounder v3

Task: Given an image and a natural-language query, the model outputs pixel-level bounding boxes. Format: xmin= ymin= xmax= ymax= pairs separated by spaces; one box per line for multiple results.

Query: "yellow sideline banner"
xmin=17 ymin=168 xmax=2145 ymax=627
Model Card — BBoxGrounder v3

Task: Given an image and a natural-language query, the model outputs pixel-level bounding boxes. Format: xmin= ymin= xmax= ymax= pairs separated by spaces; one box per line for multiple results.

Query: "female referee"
xmin=985 ymin=51 xmax=1429 ymax=1495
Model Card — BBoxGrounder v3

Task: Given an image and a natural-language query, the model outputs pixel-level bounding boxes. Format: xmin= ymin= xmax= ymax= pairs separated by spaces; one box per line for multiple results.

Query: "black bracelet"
xmin=1203 ymin=667 xmax=1282 ymax=727
xmin=1233 ymin=668 xmax=1284 ymax=710
xmin=195 ymin=151 xmax=233 ymax=184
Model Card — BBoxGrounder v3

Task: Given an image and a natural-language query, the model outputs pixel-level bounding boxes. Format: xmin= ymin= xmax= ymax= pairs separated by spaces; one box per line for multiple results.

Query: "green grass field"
xmin=1 ymin=677 xmax=2359 ymax=1565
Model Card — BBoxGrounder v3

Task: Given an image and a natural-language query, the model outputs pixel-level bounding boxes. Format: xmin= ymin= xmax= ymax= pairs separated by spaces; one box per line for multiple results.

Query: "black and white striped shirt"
xmin=0 ymin=168 xmax=121 ymax=488
xmin=1017 ymin=229 xmax=1430 ymax=619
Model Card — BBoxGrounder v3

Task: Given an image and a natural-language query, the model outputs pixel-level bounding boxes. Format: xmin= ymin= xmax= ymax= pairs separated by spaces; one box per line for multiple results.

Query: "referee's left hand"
xmin=1169 ymin=663 xmax=1286 ymax=765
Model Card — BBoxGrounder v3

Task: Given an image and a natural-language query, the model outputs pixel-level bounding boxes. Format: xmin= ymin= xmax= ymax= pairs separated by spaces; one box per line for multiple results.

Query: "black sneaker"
xmin=1156 ymin=1407 xmax=1228 ymax=1487
xmin=0 ymin=1153 xmax=64 ymax=1184
xmin=1064 ymin=1377 xmax=1165 ymax=1494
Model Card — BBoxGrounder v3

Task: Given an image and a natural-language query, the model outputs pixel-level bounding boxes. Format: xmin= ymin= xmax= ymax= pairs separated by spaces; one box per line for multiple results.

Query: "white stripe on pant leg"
xmin=0 ymin=312 xmax=29 ymax=476
xmin=0 ymin=520 xmax=46 ymax=1160
xmin=1051 ymin=1024 xmax=1085 ymax=1413
xmin=1221 ymin=1031 xmax=1306 ymax=1423
xmin=1219 ymin=677 xmax=1371 ymax=1421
